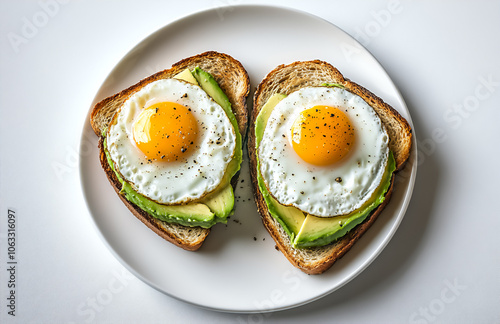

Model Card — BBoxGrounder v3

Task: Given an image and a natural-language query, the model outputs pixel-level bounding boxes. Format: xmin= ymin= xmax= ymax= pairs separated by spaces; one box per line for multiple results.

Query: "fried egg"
xmin=107 ymin=78 xmax=236 ymax=205
xmin=258 ymin=86 xmax=389 ymax=217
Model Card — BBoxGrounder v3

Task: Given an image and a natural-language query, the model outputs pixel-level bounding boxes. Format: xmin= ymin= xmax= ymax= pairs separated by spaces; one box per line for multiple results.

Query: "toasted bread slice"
xmin=249 ymin=60 xmax=412 ymax=273
xmin=91 ymin=51 xmax=250 ymax=251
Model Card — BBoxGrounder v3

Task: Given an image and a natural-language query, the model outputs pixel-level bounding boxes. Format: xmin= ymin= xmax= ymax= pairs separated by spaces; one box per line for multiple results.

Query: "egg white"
xmin=107 ymin=78 xmax=236 ymax=205
xmin=258 ymin=86 xmax=389 ymax=217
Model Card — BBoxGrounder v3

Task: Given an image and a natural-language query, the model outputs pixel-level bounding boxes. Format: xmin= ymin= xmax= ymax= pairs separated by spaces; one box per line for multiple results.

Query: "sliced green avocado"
xmin=104 ymin=68 xmax=241 ymax=228
xmin=192 ymin=67 xmax=231 ymax=110
xmin=255 ymin=93 xmax=287 ymax=128
xmin=201 ymin=184 xmax=235 ymax=221
xmin=254 ymin=93 xmax=306 ymax=238
xmin=121 ymin=181 xmax=216 ymax=228
xmin=293 ymin=152 xmax=395 ymax=248
xmin=263 ymin=192 xmax=305 ymax=240
xmin=321 ymin=82 xmax=345 ymax=89
xmin=192 ymin=66 xmax=243 ymax=190
xmin=173 ymin=68 xmax=199 ymax=85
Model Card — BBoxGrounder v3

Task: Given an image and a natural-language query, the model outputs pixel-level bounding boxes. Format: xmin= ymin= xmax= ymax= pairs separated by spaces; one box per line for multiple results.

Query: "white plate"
xmin=80 ymin=5 xmax=417 ymax=313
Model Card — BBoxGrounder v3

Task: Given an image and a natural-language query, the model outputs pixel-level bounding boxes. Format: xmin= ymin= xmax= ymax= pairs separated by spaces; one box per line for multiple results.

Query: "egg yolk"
xmin=291 ymin=105 xmax=355 ymax=166
xmin=132 ymin=102 xmax=198 ymax=161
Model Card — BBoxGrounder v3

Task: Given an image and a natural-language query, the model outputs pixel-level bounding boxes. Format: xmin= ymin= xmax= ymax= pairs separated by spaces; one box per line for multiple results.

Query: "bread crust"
xmin=90 ymin=51 xmax=250 ymax=251
xmin=249 ymin=60 xmax=411 ymax=274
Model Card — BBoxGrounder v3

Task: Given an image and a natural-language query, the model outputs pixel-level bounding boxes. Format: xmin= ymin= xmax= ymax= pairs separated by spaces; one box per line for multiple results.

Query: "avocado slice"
xmin=192 ymin=67 xmax=231 ymax=111
xmin=321 ymin=82 xmax=345 ymax=89
xmin=103 ymin=68 xmax=241 ymax=228
xmin=201 ymin=184 xmax=235 ymax=221
xmin=121 ymin=181 xmax=216 ymax=228
xmin=173 ymin=68 xmax=199 ymax=85
xmin=263 ymin=193 xmax=306 ymax=239
xmin=255 ymin=93 xmax=287 ymax=129
xmin=254 ymin=93 xmax=306 ymax=238
xmin=293 ymin=152 xmax=395 ymax=248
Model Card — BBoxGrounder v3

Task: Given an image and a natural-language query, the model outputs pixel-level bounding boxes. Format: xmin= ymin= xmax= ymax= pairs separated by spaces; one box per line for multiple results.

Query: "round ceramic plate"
xmin=80 ymin=5 xmax=417 ymax=313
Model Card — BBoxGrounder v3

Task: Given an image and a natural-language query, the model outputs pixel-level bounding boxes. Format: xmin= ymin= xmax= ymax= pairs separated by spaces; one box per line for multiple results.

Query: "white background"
xmin=1 ymin=0 xmax=499 ymax=323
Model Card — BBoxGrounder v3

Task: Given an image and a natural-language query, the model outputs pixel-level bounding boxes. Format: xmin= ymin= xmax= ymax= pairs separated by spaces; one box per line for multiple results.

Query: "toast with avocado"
xmin=90 ymin=51 xmax=250 ymax=251
xmin=248 ymin=60 xmax=412 ymax=274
